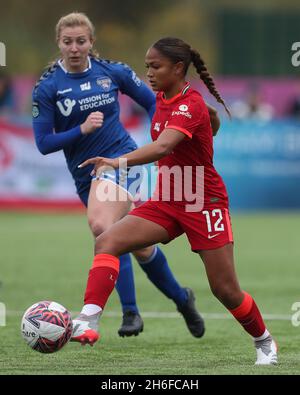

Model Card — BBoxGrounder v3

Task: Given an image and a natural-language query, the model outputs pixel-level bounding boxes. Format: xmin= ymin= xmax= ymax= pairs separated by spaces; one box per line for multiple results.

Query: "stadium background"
xmin=0 ymin=0 xmax=300 ymax=375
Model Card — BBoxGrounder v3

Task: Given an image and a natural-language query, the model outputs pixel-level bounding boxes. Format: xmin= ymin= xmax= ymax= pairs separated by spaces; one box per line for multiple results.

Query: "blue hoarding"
xmin=214 ymin=119 xmax=300 ymax=209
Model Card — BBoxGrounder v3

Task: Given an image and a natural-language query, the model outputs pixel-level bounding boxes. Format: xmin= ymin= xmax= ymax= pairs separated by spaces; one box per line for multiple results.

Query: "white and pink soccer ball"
xmin=21 ymin=301 xmax=73 ymax=353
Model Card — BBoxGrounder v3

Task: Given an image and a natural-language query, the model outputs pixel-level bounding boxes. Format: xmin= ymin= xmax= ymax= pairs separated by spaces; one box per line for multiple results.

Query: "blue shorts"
xmin=78 ymin=166 xmax=144 ymax=207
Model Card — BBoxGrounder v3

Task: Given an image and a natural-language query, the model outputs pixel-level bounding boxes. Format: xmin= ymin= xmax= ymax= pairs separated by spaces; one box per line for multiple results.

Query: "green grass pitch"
xmin=0 ymin=211 xmax=299 ymax=375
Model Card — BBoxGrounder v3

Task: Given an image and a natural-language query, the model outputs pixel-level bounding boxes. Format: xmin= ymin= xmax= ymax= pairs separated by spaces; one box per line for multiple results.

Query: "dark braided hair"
xmin=153 ymin=37 xmax=231 ymax=118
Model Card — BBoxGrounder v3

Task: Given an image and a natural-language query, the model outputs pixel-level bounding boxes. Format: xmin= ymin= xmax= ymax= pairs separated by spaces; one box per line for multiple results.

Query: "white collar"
xmin=58 ymin=56 xmax=91 ymax=73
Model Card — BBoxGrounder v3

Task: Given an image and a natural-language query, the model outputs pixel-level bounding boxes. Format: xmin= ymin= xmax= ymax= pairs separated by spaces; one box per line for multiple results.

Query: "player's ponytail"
xmin=190 ymin=49 xmax=231 ymax=118
xmin=153 ymin=37 xmax=231 ymax=118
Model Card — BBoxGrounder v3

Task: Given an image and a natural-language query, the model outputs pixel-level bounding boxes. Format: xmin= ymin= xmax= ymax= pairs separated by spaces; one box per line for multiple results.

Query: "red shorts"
xmin=129 ymin=200 xmax=233 ymax=251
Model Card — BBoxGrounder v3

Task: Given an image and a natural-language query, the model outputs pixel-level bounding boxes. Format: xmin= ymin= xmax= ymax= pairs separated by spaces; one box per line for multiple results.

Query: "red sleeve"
xmin=166 ymin=125 xmax=192 ymax=138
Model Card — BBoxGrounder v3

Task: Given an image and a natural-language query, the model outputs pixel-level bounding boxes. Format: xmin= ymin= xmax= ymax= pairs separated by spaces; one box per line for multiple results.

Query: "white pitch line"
xmin=105 ymin=312 xmax=291 ymax=321
xmin=6 ymin=310 xmax=292 ymax=321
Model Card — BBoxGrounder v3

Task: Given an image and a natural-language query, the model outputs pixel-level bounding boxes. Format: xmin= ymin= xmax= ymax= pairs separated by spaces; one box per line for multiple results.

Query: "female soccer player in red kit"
xmin=78 ymin=37 xmax=277 ymax=365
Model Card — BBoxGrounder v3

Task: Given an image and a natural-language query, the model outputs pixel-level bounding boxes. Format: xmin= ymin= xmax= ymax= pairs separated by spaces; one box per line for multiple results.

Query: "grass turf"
xmin=0 ymin=211 xmax=299 ymax=375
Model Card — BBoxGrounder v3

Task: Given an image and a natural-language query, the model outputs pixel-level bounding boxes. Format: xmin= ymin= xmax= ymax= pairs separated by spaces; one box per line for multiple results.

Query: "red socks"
xmin=84 ymin=254 xmax=120 ymax=309
xmin=84 ymin=256 xmax=267 ymax=340
xmin=229 ymin=292 xmax=266 ymax=338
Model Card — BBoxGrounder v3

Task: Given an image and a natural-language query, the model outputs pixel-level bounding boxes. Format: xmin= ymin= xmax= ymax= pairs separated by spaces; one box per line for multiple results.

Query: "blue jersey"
xmin=32 ymin=57 xmax=155 ymax=198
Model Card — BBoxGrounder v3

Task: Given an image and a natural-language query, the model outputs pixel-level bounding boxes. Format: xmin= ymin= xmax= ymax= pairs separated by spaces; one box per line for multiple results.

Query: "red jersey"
xmin=150 ymin=83 xmax=228 ymax=210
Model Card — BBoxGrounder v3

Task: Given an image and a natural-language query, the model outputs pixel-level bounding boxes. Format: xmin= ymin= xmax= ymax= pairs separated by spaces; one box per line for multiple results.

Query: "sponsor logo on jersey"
xmin=56 ymin=98 xmax=76 ymax=117
xmin=57 ymin=88 xmax=73 ymax=95
xmin=171 ymin=110 xmax=192 ymax=119
xmin=154 ymin=122 xmax=161 ymax=132
xmin=179 ymin=104 xmax=188 ymax=111
xmin=78 ymin=94 xmax=116 ymax=111
xmin=97 ymin=77 xmax=112 ymax=91
xmin=131 ymin=71 xmax=141 ymax=86
xmin=32 ymin=102 xmax=39 ymax=118
xmin=80 ymin=82 xmax=91 ymax=91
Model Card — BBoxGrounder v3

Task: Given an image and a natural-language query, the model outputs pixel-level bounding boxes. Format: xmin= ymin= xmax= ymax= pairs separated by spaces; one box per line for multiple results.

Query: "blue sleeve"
xmin=32 ymin=83 xmax=82 ymax=155
xmin=114 ymin=64 xmax=156 ymax=119
xmin=33 ymin=122 xmax=82 ymax=155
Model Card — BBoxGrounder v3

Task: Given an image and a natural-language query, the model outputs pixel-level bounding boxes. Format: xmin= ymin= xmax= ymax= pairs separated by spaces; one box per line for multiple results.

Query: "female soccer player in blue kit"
xmin=32 ymin=13 xmax=221 ymax=340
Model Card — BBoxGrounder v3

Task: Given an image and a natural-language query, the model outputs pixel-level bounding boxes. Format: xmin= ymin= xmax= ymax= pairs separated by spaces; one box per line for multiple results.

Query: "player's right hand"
xmin=80 ymin=111 xmax=104 ymax=135
xmin=78 ymin=156 xmax=119 ymax=179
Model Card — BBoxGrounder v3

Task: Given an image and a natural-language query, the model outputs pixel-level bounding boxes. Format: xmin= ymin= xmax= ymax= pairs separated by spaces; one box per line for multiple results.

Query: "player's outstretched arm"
xmin=79 ymin=128 xmax=185 ymax=177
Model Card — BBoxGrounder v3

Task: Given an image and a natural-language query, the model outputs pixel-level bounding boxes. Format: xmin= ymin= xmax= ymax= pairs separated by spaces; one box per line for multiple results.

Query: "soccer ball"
xmin=21 ymin=301 xmax=73 ymax=353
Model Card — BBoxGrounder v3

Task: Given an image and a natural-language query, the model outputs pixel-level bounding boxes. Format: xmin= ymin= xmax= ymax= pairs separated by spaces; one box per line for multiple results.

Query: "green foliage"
xmin=1 ymin=0 xmax=300 ymax=75
xmin=1 ymin=0 xmax=180 ymax=74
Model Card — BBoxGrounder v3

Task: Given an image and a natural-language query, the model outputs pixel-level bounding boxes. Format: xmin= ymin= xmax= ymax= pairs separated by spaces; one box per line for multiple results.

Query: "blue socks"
xmin=115 ymin=253 xmax=139 ymax=314
xmin=138 ymin=246 xmax=188 ymax=307
xmin=115 ymin=247 xmax=188 ymax=313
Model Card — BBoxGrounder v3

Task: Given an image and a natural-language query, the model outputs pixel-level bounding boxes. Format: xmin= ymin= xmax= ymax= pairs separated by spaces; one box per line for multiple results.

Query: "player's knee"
xmin=210 ymin=283 xmax=241 ymax=308
xmin=88 ymin=218 xmax=114 ymax=238
xmin=133 ymin=246 xmax=155 ymax=261
xmin=95 ymin=231 xmax=118 ymax=255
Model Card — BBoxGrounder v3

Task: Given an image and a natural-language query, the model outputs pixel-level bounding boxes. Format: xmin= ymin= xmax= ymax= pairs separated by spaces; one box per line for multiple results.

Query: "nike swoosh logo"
xmin=208 ymin=233 xmax=221 ymax=239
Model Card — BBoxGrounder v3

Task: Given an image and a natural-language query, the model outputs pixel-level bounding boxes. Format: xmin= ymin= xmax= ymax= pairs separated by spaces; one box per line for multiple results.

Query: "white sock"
xmin=81 ymin=304 xmax=102 ymax=316
xmin=254 ymin=329 xmax=270 ymax=342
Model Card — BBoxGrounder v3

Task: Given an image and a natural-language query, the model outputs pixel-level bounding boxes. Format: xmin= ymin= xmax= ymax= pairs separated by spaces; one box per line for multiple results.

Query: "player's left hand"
xmin=78 ymin=157 xmax=119 ymax=178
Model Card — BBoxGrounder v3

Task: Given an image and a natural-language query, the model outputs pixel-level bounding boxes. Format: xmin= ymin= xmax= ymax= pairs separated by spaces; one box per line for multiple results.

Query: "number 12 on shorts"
xmin=202 ymin=209 xmax=225 ymax=233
